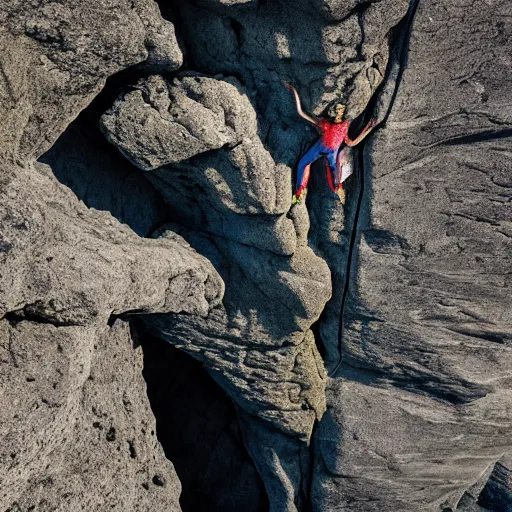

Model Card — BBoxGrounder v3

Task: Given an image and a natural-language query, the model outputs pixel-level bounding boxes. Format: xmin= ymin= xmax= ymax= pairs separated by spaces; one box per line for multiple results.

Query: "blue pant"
xmin=296 ymin=140 xmax=340 ymax=198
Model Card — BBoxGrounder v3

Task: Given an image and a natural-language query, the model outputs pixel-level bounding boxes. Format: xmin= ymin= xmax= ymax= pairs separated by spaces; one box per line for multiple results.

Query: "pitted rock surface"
xmin=0 ymin=135 xmax=221 ymax=512
xmin=0 ymin=1 xmax=220 ymax=510
xmin=1 ymin=320 xmax=182 ymax=511
xmin=102 ymin=73 xmax=298 ymax=255
xmin=102 ymin=71 xmax=333 ymax=440
xmin=0 ymin=0 xmax=182 ymax=163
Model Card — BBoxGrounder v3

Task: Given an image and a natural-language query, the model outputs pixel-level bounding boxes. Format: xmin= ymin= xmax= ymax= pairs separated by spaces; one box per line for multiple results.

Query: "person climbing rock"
xmin=284 ymin=82 xmax=376 ymax=204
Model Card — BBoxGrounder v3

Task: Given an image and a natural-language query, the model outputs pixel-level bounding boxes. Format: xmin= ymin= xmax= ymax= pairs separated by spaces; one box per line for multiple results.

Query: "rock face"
xmin=456 ymin=455 xmax=512 ymax=511
xmin=1 ymin=0 xmax=511 ymax=511
xmin=0 ymin=0 xmax=182 ymax=164
xmin=140 ymin=334 xmax=269 ymax=512
xmin=100 ymin=69 xmax=333 ymax=510
xmin=100 ymin=74 xmax=296 ymax=253
xmin=100 ymin=72 xmax=332 ymax=440
xmin=0 ymin=0 xmax=219 ymax=510
xmin=312 ymin=0 xmax=512 ymax=510
xmin=1 ymin=320 xmax=181 ymax=511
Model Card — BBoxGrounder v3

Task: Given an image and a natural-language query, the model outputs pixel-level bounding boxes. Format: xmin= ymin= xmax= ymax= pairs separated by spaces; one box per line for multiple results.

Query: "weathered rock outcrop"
xmin=141 ymin=334 xmax=269 ymax=512
xmin=312 ymin=0 xmax=512 ymax=510
xmin=0 ymin=0 xmax=182 ymax=165
xmin=0 ymin=0 xmax=222 ymax=510
xmin=100 ymin=70 xmax=333 ymax=510
xmin=100 ymin=74 xmax=297 ymax=254
xmin=1 ymin=320 xmax=182 ymax=511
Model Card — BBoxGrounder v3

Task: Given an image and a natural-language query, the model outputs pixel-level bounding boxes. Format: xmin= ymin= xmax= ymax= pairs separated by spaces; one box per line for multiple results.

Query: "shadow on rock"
xmin=137 ymin=324 xmax=268 ymax=512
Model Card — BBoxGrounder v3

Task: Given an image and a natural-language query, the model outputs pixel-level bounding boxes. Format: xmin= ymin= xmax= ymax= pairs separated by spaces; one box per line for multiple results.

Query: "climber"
xmin=284 ymin=82 xmax=376 ymax=203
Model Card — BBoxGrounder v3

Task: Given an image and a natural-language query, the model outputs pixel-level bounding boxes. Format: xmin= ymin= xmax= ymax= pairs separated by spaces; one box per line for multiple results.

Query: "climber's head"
xmin=334 ymin=104 xmax=345 ymax=123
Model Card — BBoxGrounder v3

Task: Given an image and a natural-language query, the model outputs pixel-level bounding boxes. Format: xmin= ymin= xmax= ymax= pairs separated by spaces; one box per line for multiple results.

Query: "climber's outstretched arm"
xmin=345 ymin=119 xmax=376 ymax=147
xmin=283 ymin=82 xmax=318 ymax=126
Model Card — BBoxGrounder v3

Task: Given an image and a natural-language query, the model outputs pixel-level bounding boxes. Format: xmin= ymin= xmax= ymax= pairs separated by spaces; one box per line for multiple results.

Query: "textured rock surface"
xmin=40 ymin=104 xmax=170 ymax=238
xmin=101 ymin=70 xmax=332 ymax=443
xmin=169 ymin=0 xmax=409 ymax=122
xmin=312 ymin=0 xmax=512 ymax=510
xmin=0 ymin=0 xmax=221 ymax=510
xmin=456 ymin=455 xmax=512 ymax=511
xmin=101 ymin=75 xmax=244 ymax=171
xmin=101 ymin=73 xmax=296 ymax=254
xmin=99 ymin=26 xmax=339 ymax=507
xmin=0 ymin=320 xmax=181 ymax=511
xmin=0 ymin=0 xmax=182 ymax=164
xmin=147 ymin=228 xmax=330 ymax=438
xmin=1 ymin=161 xmax=223 ymax=322
xmin=1 ymin=0 xmax=511 ymax=510
xmin=140 ymin=333 xmax=268 ymax=512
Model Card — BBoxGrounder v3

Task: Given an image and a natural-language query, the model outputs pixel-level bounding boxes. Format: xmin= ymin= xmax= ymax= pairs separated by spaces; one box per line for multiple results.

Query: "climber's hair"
xmin=334 ymin=104 xmax=345 ymax=123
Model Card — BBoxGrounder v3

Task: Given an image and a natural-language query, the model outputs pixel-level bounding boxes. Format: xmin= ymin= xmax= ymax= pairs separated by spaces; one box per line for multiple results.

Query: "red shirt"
xmin=318 ymin=120 xmax=349 ymax=150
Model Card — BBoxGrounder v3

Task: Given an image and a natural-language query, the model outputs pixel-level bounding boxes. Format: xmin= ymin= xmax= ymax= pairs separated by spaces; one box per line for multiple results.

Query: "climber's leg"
xmin=325 ymin=160 xmax=337 ymax=192
xmin=294 ymin=140 xmax=326 ymax=201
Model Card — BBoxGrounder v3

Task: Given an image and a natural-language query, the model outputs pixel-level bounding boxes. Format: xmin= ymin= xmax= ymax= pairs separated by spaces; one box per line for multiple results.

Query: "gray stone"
xmin=0 ymin=319 xmax=182 ymax=511
xmin=456 ymin=455 xmax=512 ymax=511
xmin=2 ymin=0 xmax=511 ymax=510
xmin=40 ymin=116 xmax=169 ymax=238
xmin=312 ymin=0 xmax=512 ymax=510
xmin=101 ymin=75 xmax=236 ymax=171
xmin=239 ymin=411 xmax=310 ymax=512
xmin=0 ymin=0 xmax=181 ymax=163
xmin=145 ymin=226 xmax=330 ymax=440
xmin=0 ymin=2 xmax=224 ymax=509
xmin=0 ymin=162 xmax=223 ymax=323
xmin=0 ymin=156 xmax=222 ymax=510
xmin=131 ymin=0 xmax=183 ymax=72
xmin=0 ymin=320 xmax=182 ymax=511
xmin=103 ymin=73 xmax=297 ymax=254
